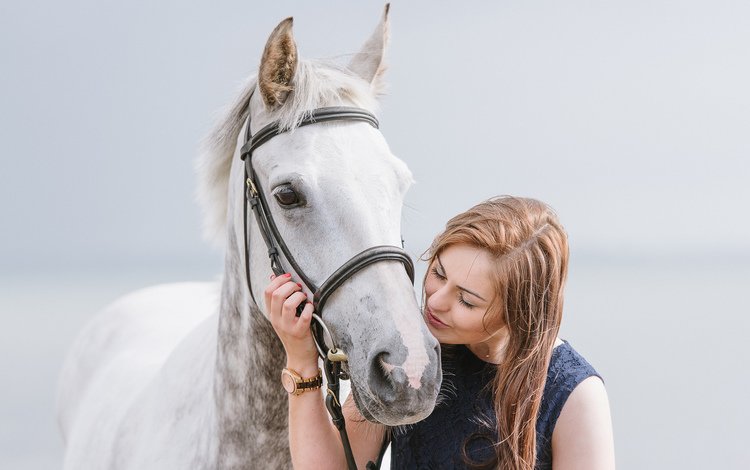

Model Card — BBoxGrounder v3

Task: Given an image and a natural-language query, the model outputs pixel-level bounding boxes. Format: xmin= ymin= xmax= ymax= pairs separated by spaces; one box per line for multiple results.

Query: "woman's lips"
xmin=425 ymin=308 xmax=449 ymax=329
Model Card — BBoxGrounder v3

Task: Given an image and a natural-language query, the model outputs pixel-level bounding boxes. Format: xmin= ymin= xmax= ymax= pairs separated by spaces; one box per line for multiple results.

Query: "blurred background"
xmin=2 ymin=1 xmax=748 ymax=468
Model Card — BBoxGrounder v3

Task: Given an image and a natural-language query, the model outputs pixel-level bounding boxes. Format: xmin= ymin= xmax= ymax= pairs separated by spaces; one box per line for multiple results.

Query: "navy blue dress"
xmin=390 ymin=341 xmax=600 ymax=469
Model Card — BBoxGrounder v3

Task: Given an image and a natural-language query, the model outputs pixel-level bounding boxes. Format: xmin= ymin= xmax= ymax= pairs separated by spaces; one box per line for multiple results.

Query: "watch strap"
xmin=283 ymin=367 xmax=323 ymax=396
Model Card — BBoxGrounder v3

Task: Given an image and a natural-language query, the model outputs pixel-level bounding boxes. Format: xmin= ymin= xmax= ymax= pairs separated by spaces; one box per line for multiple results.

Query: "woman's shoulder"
xmin=542 ymin=340 xmax=602 ymax=418
xmin=536 ymin=340 xmax=603 ymax=465
xmin=548 ymin=342 xmax=615 ymax=469
xmin=547 ymin=340 xmax=600 ymax=388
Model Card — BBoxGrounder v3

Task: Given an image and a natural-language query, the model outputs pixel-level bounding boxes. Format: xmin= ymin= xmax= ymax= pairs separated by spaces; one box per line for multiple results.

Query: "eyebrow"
xmin=436 ymin=255 xmax=488 ymax=302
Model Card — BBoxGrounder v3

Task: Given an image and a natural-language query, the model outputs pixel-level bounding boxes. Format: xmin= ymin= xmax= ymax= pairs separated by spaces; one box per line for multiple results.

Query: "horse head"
xmin=199 ymin=6 xmax=441 ymax=427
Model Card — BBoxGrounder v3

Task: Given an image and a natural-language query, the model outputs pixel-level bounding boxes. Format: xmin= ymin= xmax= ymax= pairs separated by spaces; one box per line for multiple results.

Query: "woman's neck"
xmin=466 ymin=328 xmax=509 ymax=364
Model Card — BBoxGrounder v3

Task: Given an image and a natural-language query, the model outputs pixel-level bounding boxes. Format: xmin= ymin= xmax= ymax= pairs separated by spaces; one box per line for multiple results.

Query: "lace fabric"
xmin=390 ymin=341 xmax=600 ymax=469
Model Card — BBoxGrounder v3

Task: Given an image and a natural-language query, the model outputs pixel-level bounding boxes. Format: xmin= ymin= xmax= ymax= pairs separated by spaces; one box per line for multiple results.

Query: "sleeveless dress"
xmin=390 ymin=340 xmax=600 ymax=470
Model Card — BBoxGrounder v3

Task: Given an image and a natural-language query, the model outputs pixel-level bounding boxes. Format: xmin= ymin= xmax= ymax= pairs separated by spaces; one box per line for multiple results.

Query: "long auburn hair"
xmin=423 ymin=196 xmax=569 ymax=470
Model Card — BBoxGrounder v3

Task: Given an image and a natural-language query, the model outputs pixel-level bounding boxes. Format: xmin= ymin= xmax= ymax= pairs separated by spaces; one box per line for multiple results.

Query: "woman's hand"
xmin=264 ymin=274 xmax=318 ymax=371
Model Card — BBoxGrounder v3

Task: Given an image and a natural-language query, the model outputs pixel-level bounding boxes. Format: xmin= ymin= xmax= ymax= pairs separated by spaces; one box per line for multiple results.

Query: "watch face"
xmin=281 ymin=371 xmax=297 ymax=393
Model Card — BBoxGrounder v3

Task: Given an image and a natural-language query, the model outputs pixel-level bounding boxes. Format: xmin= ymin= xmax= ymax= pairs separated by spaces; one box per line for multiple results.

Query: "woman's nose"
xmin=428 ymin=285 xmax=452 ymax=312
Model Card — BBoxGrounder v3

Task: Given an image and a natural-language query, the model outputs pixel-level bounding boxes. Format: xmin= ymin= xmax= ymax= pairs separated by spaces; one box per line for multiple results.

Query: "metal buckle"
xmin=246 ymin=177 xmax=259 ymax=197
xmin=327 ymin=348 xmax=348 ymax=363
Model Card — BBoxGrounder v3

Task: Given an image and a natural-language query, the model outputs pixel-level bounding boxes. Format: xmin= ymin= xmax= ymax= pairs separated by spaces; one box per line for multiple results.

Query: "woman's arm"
xmin=265 ymin=275 xmax=386 ymax=469
xmin=551 ymin=376 xmax=615 ymax=470
xmin=342 ymin=394 xmax=388 ymax=469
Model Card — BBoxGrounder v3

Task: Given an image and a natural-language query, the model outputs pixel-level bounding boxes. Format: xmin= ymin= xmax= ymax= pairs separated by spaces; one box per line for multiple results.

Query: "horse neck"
xmin=213 ymin=226 xmax=290 ymax=468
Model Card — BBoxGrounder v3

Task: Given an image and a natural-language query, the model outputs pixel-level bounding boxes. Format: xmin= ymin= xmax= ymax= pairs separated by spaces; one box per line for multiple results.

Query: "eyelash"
xmin=430 ymin=267 xmax=475 ymax=309
xmin=458 ymin=297 xmax=475 ymax=309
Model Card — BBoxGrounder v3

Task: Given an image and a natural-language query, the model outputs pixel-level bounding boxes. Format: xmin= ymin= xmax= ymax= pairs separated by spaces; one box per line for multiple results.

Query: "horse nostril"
xmin=371 ymin=352 xmax=390 ymax=379
xmin=369 ymin=351 xmax=398 ymax=402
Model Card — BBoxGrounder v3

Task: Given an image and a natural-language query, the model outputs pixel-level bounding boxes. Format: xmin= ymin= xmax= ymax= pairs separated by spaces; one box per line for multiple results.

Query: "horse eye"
xmin=274 ymin=187 xmax=300 ymax=206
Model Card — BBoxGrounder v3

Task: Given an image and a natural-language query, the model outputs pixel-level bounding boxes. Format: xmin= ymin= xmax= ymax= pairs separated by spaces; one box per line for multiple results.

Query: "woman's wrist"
xmin=285 ymin=357 xmax=319 ymax=378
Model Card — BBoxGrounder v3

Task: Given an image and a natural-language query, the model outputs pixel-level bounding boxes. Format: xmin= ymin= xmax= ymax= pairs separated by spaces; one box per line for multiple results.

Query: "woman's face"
xmin=423 ymin=244 xmax=504 ymax=346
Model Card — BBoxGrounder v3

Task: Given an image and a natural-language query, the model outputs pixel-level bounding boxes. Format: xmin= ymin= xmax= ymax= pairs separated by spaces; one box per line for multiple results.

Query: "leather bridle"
xmin=240 ymin=97 xmax=414 ymax=470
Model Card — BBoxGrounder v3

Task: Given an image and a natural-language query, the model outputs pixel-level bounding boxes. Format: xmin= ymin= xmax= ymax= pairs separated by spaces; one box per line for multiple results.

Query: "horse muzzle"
xmin=351 ymin=339 xmax=442 ymax=426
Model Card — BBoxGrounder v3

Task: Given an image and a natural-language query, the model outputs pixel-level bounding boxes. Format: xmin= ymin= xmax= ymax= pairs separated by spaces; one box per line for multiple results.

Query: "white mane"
xmin=195 ymin=60 xmax=381 ymax=246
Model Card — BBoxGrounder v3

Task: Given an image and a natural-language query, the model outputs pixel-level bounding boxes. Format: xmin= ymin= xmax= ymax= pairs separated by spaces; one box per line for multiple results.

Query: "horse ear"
xmin=259 ymin=17 xmax=298 ymax=108
xmin=348 ymin=4 xmax=390 ymax=88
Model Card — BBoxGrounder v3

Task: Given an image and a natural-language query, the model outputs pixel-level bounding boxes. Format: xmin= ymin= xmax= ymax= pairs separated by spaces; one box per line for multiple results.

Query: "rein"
xmin=240 ymin=98 xmax=414 ymax=470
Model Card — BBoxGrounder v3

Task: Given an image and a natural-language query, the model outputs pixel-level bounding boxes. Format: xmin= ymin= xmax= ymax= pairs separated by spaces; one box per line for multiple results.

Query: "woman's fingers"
xmin=281 ymin=292 xmax=311 ymax=334
xmin=262 ymin=275 xmax=317 ymax=364
xmin=294 ymin=301 xmax=314 ymax=336
xmin=264 ymin=273 xmax=293 ymax=307
xmin=269 ymin=281 xmax=301 ymax=317
xmin=264 ymin=278 xmax=311 ymax=328
xmin=282 ymin=290 xmax=307 ymax=311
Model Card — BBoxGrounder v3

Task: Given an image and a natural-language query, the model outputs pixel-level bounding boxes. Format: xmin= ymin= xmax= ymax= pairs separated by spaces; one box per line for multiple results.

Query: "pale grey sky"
xmin=2 ymin=0 xmax=748 ymax=273
xmin=2 ymin=2 xmax=750 ymax=469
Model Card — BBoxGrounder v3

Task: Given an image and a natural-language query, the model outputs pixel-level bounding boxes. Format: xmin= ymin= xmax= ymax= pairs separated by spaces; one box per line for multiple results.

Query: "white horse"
xmin=57 ymin=7 xmax=441 ymax=470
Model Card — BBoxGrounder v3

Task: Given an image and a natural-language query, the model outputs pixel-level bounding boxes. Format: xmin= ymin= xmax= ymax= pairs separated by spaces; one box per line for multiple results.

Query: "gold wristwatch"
xmin=280 ymin=368 xmax=323 ymax=396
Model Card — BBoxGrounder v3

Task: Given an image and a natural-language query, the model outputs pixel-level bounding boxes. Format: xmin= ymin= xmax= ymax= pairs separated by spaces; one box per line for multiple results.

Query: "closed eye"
xmin=431 ymin=265 xmax=476 ymax=309
xmin=458 ymin=295 xmax=475 ymax=309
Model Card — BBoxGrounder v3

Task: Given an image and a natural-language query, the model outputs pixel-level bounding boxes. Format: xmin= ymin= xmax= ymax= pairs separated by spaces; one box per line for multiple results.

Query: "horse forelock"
xmin=268 ymin=60 xmax=381 ymax=132
xmin=196 ymin=59 xmax=380 ymax=247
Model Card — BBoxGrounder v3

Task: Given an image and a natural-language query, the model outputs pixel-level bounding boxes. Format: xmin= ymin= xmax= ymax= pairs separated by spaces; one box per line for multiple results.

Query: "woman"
xmin=265 ymin=196 xmax=615 ymax=469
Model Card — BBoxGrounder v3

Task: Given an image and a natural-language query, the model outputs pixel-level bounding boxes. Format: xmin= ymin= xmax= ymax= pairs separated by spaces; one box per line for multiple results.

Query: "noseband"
xmin=240 ymin=97 xmax=413 ymax=470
